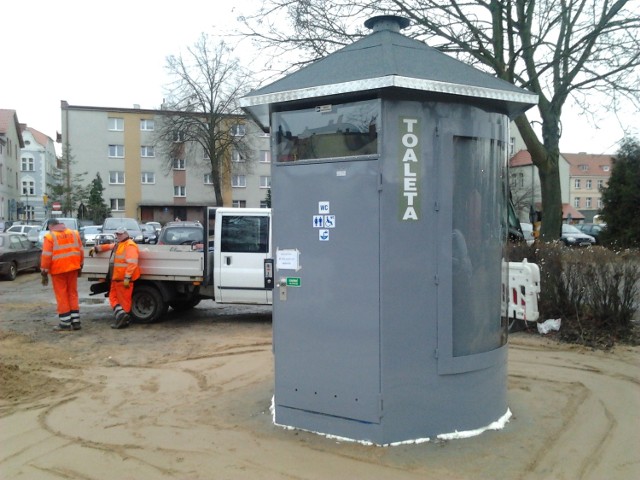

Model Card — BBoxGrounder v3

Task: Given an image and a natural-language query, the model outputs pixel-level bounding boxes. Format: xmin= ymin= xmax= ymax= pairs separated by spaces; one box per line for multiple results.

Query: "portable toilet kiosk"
xmin=241 ymin=16 xmax=537 ymax=445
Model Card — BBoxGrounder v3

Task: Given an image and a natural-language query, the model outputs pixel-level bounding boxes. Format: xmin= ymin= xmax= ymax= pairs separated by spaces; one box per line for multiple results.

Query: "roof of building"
xmin=562 ymin=152 xmax=613 ymax=177
xmin=562 ymin=203 xmax=585 ymax=220
xmin=509 ymin=150 xmax=533 ymax=167
xmin=241 ymin=15 xmax=537 ymax=128
xmin=20 ymin=124 xmax=51 ymax=148
xmin=0 ymin=109 xmax=25 ymax=147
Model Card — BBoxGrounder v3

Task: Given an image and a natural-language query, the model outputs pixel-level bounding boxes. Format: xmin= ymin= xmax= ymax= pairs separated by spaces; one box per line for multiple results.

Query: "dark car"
xmin=141 ymin=223 xmax=158 ymax=244
xmin=157 ymin=221 xmax=204 ymax=246
xmin=101 ymin=217 xmax=144 ymax=243
xmin=561 ymin=224 xmax=596 ymax=247
xmin=0 ymin=233 xmax=42 ymax=280
xmin=577 ymin=223 xmax=606 ymax=244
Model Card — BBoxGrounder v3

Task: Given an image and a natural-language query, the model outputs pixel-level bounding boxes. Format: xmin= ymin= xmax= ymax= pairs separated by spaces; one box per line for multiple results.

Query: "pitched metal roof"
xmin=241 ymin=16 xmax=538 ymax=129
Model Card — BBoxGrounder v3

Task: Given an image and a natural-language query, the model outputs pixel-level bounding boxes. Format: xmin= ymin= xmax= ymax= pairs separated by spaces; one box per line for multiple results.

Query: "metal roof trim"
xmin=240 ymin=75 xmax=538 ymax=108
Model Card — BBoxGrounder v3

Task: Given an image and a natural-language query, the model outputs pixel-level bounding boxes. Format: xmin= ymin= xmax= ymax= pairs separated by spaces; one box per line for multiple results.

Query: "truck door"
xmin=215 ymin=211 xmax=271 ymax=304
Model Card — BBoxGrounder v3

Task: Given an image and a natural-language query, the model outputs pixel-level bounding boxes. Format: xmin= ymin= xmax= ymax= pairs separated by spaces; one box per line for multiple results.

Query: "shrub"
xmin=507 ymin=243 xmax=640 ymax=348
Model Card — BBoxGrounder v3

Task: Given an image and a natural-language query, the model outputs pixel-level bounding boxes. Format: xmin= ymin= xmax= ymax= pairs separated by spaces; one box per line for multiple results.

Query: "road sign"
xmin=52 ymin=201 xmax=61 ymax=211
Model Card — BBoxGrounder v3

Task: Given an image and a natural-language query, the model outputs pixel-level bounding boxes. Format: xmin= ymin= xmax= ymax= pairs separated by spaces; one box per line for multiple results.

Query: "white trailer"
xmin=82 ymin=208 xmax=273 ymax=323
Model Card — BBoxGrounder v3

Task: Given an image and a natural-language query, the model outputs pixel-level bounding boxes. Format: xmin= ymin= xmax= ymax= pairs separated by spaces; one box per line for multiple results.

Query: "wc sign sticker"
xmin=399 ymin=117 xmax=421 ymax=221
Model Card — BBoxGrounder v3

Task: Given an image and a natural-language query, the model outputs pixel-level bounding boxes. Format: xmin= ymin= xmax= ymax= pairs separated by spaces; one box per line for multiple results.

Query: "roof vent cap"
xmin=364 ymin=15 xmax=410 ymax=33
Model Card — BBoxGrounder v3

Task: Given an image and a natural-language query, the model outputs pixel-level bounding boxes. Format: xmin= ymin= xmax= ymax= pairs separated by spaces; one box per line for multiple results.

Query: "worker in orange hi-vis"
xmin=40 ymin=219 xmax=84 ymax=332
xmin=89 ymin=227 xmax=140 ymax=329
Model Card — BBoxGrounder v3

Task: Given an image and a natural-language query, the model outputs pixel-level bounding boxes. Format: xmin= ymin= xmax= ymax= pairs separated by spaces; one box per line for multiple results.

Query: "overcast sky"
xmin=1 ymin=0 xmax=636 ymax=155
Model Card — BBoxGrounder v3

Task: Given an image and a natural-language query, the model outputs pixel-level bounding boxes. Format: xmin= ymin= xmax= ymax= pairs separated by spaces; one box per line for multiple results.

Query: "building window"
xmin=141 ymin=172 xmax=155 ymax=184
xmin=509 ymin=137 xmax=515 ymax=155
xmin=260 ymin=176 xmax=271 ymax=188
xmin=232 ymin=175 xmax=246 ymax=187
xmin=140 ymin=146 xmax=155 ymax=157
xmin=586 ymin=179 xmax=592 ymax=189
xmin=230 ymin=124 xmax=246 ymax=137
xmin=579 ymin=164 xmax=589 ymax=171
xmin=174 ymin=185 xmax=186 ymax=197
xmin=172 ymin=131 xmax=185 ymax=142
xmin=21 ymin=180 xmax=35 ymax=195
xmin=598 ymin=199 xmax=603 ymax=208
xmin=586 ymin=197 xmax=592 ymax=208
xmin=140 ymin=119 xmax=155 ymax=131
xmin=204 ymin=173 xmax=213 ymax=184
xmin=109 ymin=145 xmax=125 ymax=157
xmin=601 ymin=165 xmax=609 ymax=172
xmin=260 ymin=200 xmax=269 ymax=208
xmin=574 ymin=179 xmax=581 ymax=189
xmin=597 ymin=179 xmax=604 ymax=190
xmin=574 ymin=197 xmax=580 ymax=208
xmin=231 ymin=149 xmax=243 ymax=162
xmin=108 ymin=117 xmax=124 ymax=131
xmin=21 ymin=157 xmax=35 ymax=171
xmin=109 ymin=171 xmax=125 ymax=184
xmin=518 ymin=173 xmax=524 ymax=188
xmin=260 ymin=150 xmax=271 ymax=163
xmin=172 ymin=158 xmax=186 ymax=170
xmin=232 ymin=200 xmax=247 ymax=208
xmin=510 ymin=173 xmax=517 ymax=188
xmin=110 ymin=198 xmax=125 ymax=211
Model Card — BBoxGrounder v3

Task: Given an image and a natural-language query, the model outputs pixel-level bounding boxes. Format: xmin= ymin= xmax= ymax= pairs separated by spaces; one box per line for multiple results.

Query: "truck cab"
xmin=83 ymin=207 xmax=273 ymax=323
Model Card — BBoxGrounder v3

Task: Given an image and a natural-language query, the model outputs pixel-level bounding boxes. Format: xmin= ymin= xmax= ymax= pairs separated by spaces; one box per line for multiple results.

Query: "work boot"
xmin=53 ymin=323 xmax=73 ymax=332
xmin=111 ymin=313 xmax=130 ymax=329
xmin=72 ymin=322 xmax=82 ymax=330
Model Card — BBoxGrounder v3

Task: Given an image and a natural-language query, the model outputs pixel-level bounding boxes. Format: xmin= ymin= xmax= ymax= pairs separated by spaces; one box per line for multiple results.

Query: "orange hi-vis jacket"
xmin=41 ymin=226 xmax=84 ymax=275
xmin=96 ymin=238 xmax=140 ymax=281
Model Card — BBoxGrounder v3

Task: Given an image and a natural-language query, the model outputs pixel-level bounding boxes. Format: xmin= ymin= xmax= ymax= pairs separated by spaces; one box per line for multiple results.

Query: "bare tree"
xmin=240 ymin=0 xmax=640 ymax=240
xmin=159 ymin=34 xmax=257 ymax=207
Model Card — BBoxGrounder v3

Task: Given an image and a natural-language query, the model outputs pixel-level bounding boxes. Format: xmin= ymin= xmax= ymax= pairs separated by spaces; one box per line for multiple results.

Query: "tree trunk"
xmin=514 ymin=114 xmax=563 ymax=241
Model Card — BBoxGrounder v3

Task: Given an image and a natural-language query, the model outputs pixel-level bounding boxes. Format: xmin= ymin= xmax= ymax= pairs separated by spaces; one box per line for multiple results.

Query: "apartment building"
xmin=507 ymin=121 xmax=611 ymax=223
xmin=0 ymin=109 xmax=24 ymax=221
xmin=60 ymin=101 xmax=271 ymax=225
xmin=18 ymin=126 xmax=59 ymax=222
xmin=563 ymin=152 xmax=612 ymax=222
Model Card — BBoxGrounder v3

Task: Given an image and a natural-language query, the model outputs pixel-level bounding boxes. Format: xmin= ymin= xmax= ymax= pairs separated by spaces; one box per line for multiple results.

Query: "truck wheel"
xmin=131 ymin=284 xmax=168 ymax=323
xmin=169 ymin=298 xmax=201 ymax=312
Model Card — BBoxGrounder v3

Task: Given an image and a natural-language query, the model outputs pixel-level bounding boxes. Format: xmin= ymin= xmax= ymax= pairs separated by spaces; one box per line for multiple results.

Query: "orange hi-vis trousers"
xmin=51 ymin=270 xmax=80 ymax=322
xmin=109 ymin=280 xmax=134 ymax=313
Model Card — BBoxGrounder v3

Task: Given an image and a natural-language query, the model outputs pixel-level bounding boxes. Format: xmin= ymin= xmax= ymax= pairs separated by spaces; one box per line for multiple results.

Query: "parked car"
xmin=577 ymin=223 xmax=607 ymax=244
xmin=157 ymin=221 xmax=204 ymax=246
xmin=101 ymin=217 xmax=144 ymax=243
xmin=0 ymin=233 xmax=42 ymax=280
xmin=80 ymin=225 xmax=102 ymax=246
xmin=560 ymin=224 xmax=596 ymax=247
xmin=141 ymin=223 xmax=158 ymax=244
xmin=6 ymin=224 xmax=39 ymax=236
xmin=520 ymin=222 xmax=535 ymax=246
xmin=35 ymin=217 xmax=80 ymax=246
xmin=146 ymin=221 xmax=162 ymax=234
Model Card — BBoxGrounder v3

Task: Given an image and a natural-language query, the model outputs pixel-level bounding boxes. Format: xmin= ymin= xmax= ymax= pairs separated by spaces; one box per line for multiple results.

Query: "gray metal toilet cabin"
xmin=241 ymin=15 xmax=537 ymax=445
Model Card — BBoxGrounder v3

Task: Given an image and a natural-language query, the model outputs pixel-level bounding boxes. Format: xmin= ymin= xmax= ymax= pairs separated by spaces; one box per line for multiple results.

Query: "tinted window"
xmin=274 ymin=99 xmax=379 ymax=162
xmin=220 ymin=216 xmax=269 ymax=253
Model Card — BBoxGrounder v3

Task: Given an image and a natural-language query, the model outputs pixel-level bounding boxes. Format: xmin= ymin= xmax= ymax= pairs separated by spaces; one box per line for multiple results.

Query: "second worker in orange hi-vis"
xmin=40 ymin=219 xmax=85 ymax=332
xmin=89 ymin=227 xmax=140 ymax=329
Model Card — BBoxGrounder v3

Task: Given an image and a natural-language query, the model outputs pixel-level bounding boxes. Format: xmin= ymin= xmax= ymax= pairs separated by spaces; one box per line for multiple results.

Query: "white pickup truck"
xmin=82 ymin=208 xmax=273 ymax=323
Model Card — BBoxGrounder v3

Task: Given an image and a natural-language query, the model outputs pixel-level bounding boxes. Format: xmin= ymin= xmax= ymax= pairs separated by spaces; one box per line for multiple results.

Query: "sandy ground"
xmin=1 ymin=270 xmax=639 ymax=480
